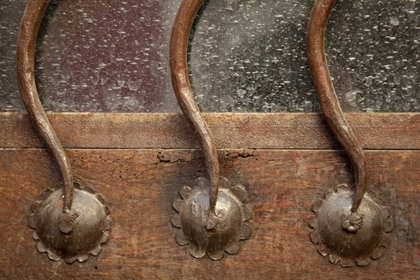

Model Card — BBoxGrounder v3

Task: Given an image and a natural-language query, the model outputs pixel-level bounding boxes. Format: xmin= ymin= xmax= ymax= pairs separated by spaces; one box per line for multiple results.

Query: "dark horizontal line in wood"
xmin=1 ymin=112 xmax=419 ymax=149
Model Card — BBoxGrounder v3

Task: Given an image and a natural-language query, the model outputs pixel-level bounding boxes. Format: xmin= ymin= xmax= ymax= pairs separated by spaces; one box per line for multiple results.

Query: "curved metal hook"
xmin=307 ymin=0 xmax=367 ymax=217
xmin=169 ymin=0 xmax=253 ymax=259
xmin=17 ymin=0 xmax=74 ymax=215
xmin=17 ymin=0 xmax=111 ymax=262
xmin=170 ymin=0 xmax=220 ymax=215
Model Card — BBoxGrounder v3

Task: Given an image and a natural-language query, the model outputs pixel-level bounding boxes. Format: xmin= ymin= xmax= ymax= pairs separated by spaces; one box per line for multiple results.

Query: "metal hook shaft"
xmin=17 ymin=0 xmax=74 ymax=213
xmin=170 ymin=0 xmax=220 ymax=213
xmin=307 ymin=0 xmax=367 ymax=213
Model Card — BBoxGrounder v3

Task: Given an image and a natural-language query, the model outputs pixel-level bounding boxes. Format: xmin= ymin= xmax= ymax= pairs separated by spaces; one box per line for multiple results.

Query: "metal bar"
xmin=17 ymin=0 xmax=74 ymax=213
xmin=170 ymin=0 xmax=220 ymax=213
xmin=307 ymin=0 xmax=367 ymax=213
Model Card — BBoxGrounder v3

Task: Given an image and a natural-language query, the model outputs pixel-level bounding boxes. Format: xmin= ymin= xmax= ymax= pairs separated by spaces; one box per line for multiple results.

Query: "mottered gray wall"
xmin=1 ymin=0 xmax=419 ymax=113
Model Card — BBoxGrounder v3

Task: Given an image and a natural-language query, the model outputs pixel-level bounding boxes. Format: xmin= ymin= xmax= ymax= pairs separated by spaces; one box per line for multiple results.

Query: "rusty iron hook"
xmin=17 ymin=0 xmax=75 ymax=221
xmin=169 ymin=2 xmax=252 ymax=260
xmin=170 ymin=0 xmax=220 ymax=219
xmin=17 ymin=0 xmax=110 ymax=263
xmin=307 ymin=0 xmax=368 ymax=230
xmin=306 ymin=1 xmax=393 ymax=267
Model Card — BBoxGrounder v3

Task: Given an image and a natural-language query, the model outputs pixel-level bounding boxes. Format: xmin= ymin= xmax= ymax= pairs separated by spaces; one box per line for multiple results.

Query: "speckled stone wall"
xmin=0 ymin=0 xmax=418 ymax=112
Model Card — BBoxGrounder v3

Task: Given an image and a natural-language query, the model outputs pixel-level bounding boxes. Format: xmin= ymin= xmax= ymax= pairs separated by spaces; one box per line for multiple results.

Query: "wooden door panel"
xmin=1 ymin=147 xmax=419 ymax=279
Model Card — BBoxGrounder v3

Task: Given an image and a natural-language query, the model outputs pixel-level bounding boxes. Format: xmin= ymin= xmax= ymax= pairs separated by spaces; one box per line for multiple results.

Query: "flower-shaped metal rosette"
xmin=171 ymin=177 xmax=252 ymax=260
xmin=28 ymin=183 xmax=111 ymax=263
xmin=308 ymin=184 xmax=393 ymax=267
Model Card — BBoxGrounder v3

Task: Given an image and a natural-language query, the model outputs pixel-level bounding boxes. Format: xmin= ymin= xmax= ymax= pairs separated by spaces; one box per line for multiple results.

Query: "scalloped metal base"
xmin=309 ymin=184 xmax=393 ymax=267
xmin=171 ymin=177 xmax=252 ymax=260
xmin=29 ymin=183 xmax=111 ymax=263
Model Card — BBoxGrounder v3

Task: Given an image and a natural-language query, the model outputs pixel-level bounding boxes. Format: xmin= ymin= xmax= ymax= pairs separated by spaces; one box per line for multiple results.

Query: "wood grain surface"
xmin=1 ymin=113 xmax=420 ymax=149
xmin=0 ymin=148 xmax=419 ymax=279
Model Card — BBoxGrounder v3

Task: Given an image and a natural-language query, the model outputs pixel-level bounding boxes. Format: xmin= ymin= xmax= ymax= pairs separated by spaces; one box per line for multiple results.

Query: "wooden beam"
xmin=1 ymin=112 xmax=419 ymax=149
